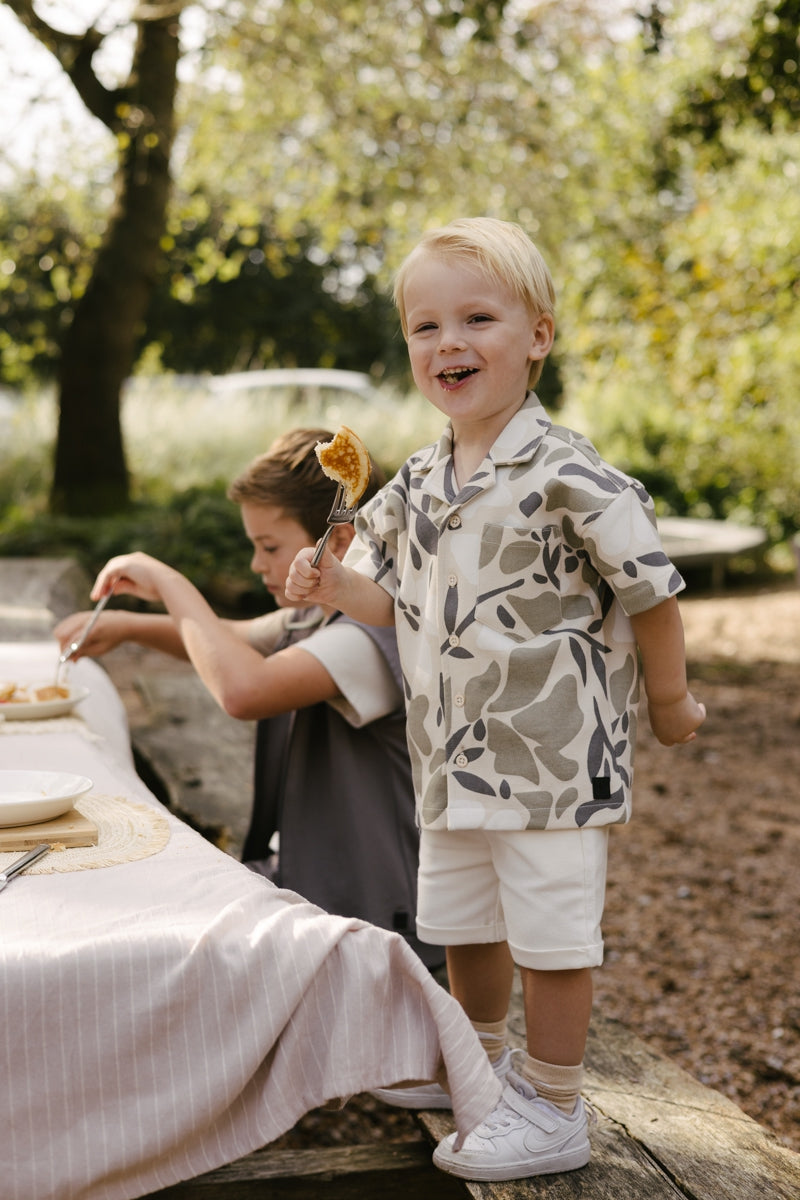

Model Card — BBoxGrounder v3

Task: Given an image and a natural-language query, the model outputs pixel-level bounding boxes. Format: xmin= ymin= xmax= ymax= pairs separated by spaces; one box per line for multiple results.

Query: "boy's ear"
xmin=328 ymin=523 xmax=356 ymax=560
xmin=529 ymin=313 xmax=555 ymax=361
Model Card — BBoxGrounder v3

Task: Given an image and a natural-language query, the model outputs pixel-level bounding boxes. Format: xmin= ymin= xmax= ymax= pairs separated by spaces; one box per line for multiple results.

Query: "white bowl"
xmin=0 ymin=685 xmax=89 ymax=721
xmin=0 ymin=770 xmax=93 ymax=827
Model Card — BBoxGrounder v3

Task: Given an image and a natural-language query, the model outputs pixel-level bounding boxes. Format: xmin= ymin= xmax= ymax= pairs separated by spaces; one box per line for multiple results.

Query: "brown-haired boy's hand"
xmin=647 ymin=691 xmax=706 ymax=746
xmin=91 ymin=551 xmax=177 ymax=605
xmin=54 ymin=611 xmax=126 ymax=660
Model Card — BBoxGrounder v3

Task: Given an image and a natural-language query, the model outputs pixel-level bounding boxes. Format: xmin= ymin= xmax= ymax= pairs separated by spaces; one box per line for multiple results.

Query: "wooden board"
xmin=415 ymin=988 xmax=800 ymax=1200
xmin=413 ymin=983 xmax=800 ymax=1200
xmin=140 ymin=1141 xmax=468 ymax=1200
xmin=420 ymin=1109 xmax=690 ymax=1199
xmin=580 ymin=1013 xmax=800 ymax=1200
xmin=144 ymin=1007 xmax=800 ymax=1200
xmin=0 ymin=806 xmax=98 ymax=850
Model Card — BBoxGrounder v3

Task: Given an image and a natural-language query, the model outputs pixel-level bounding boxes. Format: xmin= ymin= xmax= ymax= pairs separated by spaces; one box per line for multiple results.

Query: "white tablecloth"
xmin=0 ymin=642 xmax=501 ymax=1200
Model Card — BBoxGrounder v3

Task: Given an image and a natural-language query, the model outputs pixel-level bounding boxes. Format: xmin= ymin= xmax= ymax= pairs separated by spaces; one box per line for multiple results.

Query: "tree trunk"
xmin=50 ymin=15 xmax=181 ymax=515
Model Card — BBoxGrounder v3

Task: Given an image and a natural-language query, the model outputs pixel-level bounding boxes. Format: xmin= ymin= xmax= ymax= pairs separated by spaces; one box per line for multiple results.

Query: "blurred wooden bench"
xmin=657 ymin=517 xmax=766 ymax=591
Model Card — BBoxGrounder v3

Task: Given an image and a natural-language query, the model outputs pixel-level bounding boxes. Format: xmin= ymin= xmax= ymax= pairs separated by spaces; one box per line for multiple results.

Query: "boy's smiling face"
xmin=402 ymin=250 xmax=553 ymax=443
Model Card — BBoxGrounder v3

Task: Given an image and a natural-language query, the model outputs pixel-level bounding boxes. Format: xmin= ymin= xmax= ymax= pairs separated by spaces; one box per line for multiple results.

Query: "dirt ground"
xmin=596 ymin=584 xmax=800 ymax=1153
xmin=269 ymin=583 xmax=800 ymax=1156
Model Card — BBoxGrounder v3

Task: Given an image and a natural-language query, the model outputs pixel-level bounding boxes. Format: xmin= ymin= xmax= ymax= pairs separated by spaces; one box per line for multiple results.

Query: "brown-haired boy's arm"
xmin=630 ymin=596 xmax=706 ymax=746
xmin=86 ymin=552 xmax=343 ymax=720
xmin=54 ymin=609 xmax=190 ymax=661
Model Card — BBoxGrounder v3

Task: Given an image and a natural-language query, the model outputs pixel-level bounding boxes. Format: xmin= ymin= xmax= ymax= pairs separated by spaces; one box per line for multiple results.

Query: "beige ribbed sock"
xmin=471 ymin=1017 xmax=508 ymax=1064
xmin=519 ymin=1054 xmax=583 ymax=1114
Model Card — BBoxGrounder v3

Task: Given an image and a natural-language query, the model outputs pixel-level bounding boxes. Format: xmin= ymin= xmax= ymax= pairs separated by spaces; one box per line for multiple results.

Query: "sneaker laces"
xmin=473 ymin=1093 xmax=524 ymax=1135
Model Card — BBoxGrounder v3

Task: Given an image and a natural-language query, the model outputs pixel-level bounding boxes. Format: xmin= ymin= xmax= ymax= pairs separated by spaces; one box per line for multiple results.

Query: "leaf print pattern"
xmin=349 ymin=393 xmax=684 ymax=832
xmin=486 ymin=718 xmax=540 ymax=785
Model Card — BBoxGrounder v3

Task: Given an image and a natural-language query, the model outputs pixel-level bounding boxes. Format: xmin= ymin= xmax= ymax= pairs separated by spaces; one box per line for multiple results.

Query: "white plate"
xmin=0 ymin=770 xmax=93 ymax=827
xmin=0 ymin=685 xmax=89 ymax=721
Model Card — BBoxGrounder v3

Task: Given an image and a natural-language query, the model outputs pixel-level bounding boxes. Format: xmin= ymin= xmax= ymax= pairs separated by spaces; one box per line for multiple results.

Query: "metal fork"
xmin=310 ymin=484 xmax=360 ymax=567
xmin=0 ymin=843 xmax=51 ymax=893
xmin=55 ymin=583 xmax=116 ymax=684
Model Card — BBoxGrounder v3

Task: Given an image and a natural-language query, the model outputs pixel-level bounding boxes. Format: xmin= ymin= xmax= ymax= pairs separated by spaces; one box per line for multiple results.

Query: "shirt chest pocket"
xmin=475 ymin=522 xmax=588 ymax=642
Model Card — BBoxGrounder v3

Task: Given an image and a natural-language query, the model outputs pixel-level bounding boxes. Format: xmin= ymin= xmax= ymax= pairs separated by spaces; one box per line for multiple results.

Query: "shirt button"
xmin=454 ymin=694 xmax=465 ymax=707
xmin=455 ymin=753 xmax=468 ymax=767
xmin=448 ymin=574 xmax=457 ymax=587
xmin=448 ymin=515 xmax=461 ymax=529
xmin=448 ymin=634 xmax=460 ymax=647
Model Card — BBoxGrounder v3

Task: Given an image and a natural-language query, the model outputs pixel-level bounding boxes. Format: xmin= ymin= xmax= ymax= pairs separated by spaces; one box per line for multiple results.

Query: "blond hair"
xmin=393 ymin=217 xmax=556 ymax=387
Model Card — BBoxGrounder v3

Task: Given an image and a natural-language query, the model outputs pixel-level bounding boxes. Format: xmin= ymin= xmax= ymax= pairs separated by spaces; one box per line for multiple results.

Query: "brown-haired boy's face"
xmin=240 ymin=502 xmax=314 ymax=609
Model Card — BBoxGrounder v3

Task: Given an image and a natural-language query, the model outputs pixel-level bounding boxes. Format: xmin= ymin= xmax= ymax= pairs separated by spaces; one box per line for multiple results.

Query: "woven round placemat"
xmin=0 ymin=793 xmax=171 ymax=873
xmin=0 ymin=714 xmax=100 ymax=741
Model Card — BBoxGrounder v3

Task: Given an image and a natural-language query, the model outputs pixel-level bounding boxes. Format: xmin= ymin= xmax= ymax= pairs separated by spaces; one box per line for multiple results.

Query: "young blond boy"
xmin=286 ymin=218 xmax=705 ymax=1181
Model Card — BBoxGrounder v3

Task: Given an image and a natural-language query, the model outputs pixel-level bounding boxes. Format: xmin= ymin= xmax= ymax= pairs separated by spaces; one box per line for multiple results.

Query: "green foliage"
xmin=674 ymin=0 xmax=800 ymax=139
xmin=0 ymin=175 xmax=104 ymax=386
xmin=0 ymin=487 xmax=260 ymax=614
xmin=561 ymin=119 xmax=800 ymax=541
xmin=2 ymin=0 xmax=799 ymax=546
xmin=0 ymin=382 xmax=449 ymax=610
xmin=144 ymin=203 xmax=407 ymax=378
xmin=179 ymin=0 xmax=585 ymax=274
xmin=0 ymin=389 xmax=252 ymax=606
xmin=0 ymin=174 xmax=409 ymax=388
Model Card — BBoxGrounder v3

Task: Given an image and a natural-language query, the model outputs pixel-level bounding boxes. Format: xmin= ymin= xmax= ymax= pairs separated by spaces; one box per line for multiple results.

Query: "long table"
xmin=0 ymin=641 xmax=500 ymax=1200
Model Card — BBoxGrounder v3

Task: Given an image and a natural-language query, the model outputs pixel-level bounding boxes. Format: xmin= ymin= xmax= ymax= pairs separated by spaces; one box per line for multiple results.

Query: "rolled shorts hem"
xmin=416 ymin=919 xmax=508 ymax=947
xmin=508 ymin=939 xmax=605 ymax=971
xmin=417 ymin=922 xmax=603 ymax=970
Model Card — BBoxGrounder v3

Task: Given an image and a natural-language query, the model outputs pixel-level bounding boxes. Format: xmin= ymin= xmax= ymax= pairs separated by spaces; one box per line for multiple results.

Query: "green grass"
xmin=0 ymin=379 xmax=446 ymax=611
xmin=120 ymin=376 xmax=446 ymax=496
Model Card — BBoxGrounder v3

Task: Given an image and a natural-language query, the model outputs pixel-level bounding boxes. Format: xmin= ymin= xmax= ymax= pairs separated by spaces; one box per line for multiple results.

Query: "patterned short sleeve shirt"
xmin=347 ymin=394 xmax=684 ymax=832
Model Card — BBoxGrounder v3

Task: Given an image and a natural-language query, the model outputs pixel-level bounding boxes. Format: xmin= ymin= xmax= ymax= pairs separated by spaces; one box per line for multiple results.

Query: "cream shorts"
xmin=416 ymin=826 xmax=609 ymax=970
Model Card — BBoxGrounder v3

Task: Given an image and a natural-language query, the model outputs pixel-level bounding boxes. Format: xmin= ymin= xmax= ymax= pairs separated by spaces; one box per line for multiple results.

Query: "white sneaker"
xmin=369 ymin=1045 xmax=513 ymax=1110
xmin=432 ymin=1067 xmax=591 ymax=1181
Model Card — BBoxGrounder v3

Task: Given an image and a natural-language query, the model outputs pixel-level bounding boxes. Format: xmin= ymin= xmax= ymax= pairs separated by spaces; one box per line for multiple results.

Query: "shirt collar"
xmin=414 ymin=392 xmax=552 ymax=503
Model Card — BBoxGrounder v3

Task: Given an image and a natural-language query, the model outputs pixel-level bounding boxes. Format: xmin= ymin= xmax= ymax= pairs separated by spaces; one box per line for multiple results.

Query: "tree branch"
xmin=133 ymin=3 xmax=187 ymax=17
xmin=2 ymin=0 xmax=117 ymax=124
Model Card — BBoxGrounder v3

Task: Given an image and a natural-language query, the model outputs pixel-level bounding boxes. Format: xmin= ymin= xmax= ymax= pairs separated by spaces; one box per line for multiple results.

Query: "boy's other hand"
xmin=54 ymin=611 xmax=122 ymax=660
xmin=647 ymin=691 xmax=706 ymax=746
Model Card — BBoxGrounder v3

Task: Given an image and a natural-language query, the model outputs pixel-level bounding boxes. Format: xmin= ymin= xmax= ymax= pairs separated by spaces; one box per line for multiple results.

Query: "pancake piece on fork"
xmin=315 ymin=426 xmax=371 ymax=509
